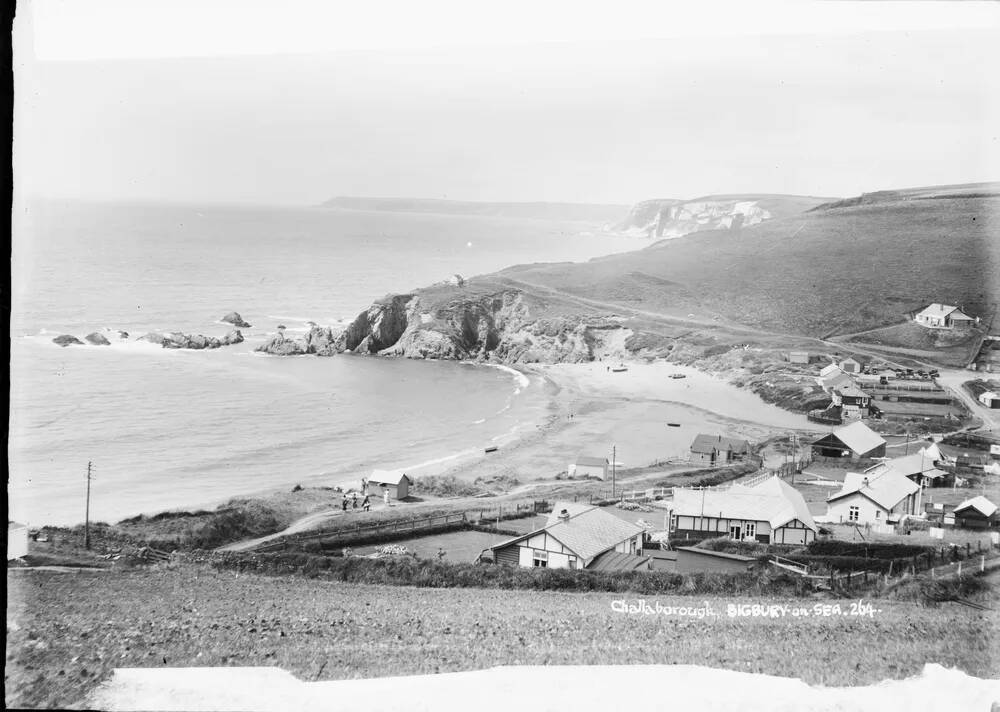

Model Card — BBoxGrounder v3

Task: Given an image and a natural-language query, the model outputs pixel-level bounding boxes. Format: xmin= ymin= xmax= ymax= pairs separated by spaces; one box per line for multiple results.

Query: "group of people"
xmin=339 ymin=478 xmax=391 ymax=512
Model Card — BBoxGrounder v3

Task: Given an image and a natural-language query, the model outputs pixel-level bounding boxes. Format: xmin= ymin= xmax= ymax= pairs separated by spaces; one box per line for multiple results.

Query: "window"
xmin=568 ymin=557 xmax=577 ymax=570
xmin=532 ymin=550 xmax=548 ymax=567
xmin=848 ymin=506 xmax=860 ymax=522
xmin=875 ymin=510 xmax=881 ymax=520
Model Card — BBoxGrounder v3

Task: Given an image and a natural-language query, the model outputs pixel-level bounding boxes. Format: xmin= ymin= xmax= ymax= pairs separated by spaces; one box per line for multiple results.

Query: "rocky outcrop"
xmin=327 ymin=289 xmax=633 ymax=364
xmin=53 ymin=334 xmax=84 ymax=347
xmin=221 ymin=312 xmax=252 ymax=328
xmin=85 ymin=332 xmax=111 ymax=346
xmin=139 ymin=330 xmax=244 ymax=350
xmin=254 ymin=326 xmax=339 ymax=356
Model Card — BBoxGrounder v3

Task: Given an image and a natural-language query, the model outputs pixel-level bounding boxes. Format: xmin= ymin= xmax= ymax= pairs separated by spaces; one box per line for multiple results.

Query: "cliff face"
xmin=259 ymin=288 xmax=636 ymax=363
xmin=616 ymin=197 xmax=770 ymax=237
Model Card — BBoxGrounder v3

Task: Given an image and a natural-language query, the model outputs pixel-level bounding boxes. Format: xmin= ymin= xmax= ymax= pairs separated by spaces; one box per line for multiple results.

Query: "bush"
xmin=413 ymin=475 xmax=482 ymax=497
xmin=892 ymin=574 xmax=992 ymax=606
xmin=697 ymin=536 xmax=767 ymax=557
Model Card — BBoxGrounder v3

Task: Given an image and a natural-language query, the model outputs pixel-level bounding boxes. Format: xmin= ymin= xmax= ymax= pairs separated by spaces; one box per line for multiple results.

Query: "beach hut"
xmin=8 ymin=522 xmax=29 ymax=560
xmin=367 ymin=470 xmax=412 ymax=500
xmin=572 ymin=455 xmax=609 ymax=480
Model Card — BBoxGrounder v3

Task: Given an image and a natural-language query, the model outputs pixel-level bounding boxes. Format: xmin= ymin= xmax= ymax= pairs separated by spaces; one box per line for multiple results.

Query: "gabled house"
xmin=953 ymin=496 xmax=998 ymax=529
xmin=840 ymin=357 xmax=862 ymax=374
xmin=690 ymin=434 xmax=751 ymax=466
xmin=914 ymin=304 xmax=978 ymax=330
xmin=669 ymin=476 xmax=818 ymax=545
xmin=367 ymin=469 xmax=412 ymax=500
xmin=826 ymin=468 xmax=920 ymax=525
xmin=487 ymin=503 xmax=646 ymax=571
xmin=811 ymin=421 xmax=886 ymax=460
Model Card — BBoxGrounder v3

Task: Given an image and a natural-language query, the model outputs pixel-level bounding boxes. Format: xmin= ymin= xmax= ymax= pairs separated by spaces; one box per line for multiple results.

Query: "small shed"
xmin=689 ymin=433 xmax=751 ymax=466
xmin=953 ymin=496 xmax=998 ymax=530
xmin=788 ymin=351 xmax=810 ymax=364
xmin=573 ymin=455 xmax=609 ymax=480
xmin=367 ymin=469 xmax=412 ymax=500
xmin=8 ymin=522 xmax=29 ymax=560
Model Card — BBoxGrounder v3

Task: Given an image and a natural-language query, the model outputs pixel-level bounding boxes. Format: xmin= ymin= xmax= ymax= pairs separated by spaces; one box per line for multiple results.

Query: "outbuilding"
xmin=572 ymin=455 xmax=609 ymax=480
xmin=810 ymin=421 xmax=886 ymax=460
xmin=953 ymin=496 xmax=998 ymax=529
xmin=367 ymin=469 xmax=412 ymax=500
xmin=978 ymin=391 xmax=1000 ymax=409
xmin=840 ymin=357 xmax=862 ymax=374
xmin=788 ymin=351 xmax=810 ymax=364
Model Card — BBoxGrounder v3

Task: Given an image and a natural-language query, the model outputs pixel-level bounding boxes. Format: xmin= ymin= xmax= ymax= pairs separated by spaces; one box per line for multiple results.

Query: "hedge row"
xmin=194 ymin=551 xmax=818 ymax=596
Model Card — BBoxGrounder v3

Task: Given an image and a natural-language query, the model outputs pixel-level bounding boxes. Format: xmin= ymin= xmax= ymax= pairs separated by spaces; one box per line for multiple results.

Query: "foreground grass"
xmin=6 ymin=564 xmax=998 ymax=709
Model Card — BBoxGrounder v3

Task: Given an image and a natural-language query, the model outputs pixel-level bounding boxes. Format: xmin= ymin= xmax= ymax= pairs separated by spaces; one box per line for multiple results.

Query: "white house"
xmin=487 ymin=503 xmax=646 ymax=571
xmin=864 ymin=452 xmax=947 ymax=488
xmin=826 ymin=468 xmax=920 ymax=525
xmin=669 ymin=476 xmax=818 ymax=545
xmin=572 ymin=455 xmax=609 ymax=480
xmin=914 ymin=304 xmax=978 ymax=330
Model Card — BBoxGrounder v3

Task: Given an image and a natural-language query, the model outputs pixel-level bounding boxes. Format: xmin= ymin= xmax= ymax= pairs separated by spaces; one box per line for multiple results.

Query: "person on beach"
xmin=437 ymin=547 xmax=446 ymax=561
xmin=341 ymin=495 xmax=348 ymax=512
xmin=362 ymin=494 xmax=371 ymax=512
xmin=383 ymin=488 xmax=390 ymax=506
xmin=352 ymin=492 xmax=358 ymax=509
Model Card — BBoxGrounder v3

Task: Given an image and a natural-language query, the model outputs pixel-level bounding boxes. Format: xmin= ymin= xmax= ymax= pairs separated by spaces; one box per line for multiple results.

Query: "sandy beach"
xmin=418 ymin=360 xmax=820 ymax=487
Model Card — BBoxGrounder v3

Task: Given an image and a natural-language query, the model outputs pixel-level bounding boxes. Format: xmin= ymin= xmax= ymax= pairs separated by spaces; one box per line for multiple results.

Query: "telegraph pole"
xmin=85 ymin=461 xmax=93 ymax=550
xmin=611 ymin=445 xmax=616 ymax=500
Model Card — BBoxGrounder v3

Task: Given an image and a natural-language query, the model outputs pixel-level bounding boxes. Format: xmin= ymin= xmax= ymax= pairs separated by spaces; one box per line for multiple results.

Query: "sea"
xmin=9 ymin=199 xmax=643 ymax=526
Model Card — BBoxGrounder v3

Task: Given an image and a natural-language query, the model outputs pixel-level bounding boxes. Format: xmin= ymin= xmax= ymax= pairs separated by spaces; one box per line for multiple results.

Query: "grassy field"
xmin=489 ymin=190 xmax=999 ymax=341
xmin=6 ymin=564 xmax=998 ymax=709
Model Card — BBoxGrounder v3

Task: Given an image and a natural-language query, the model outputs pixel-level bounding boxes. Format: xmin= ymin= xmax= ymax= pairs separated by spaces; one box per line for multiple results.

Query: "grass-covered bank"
xmin=7 ymin=564 xmax=998 ymax=709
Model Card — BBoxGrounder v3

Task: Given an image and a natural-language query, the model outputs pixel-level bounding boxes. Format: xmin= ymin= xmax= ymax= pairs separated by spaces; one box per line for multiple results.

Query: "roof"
xmin=492 ymin=506 xmax=644 ymax=562
xmin=953 ymin=496 xmax=998 ymax=518
xmin=819 ymin=364 xmax=842 ymax=378
xmin=546 ymin=501 xmax=595 ymax=526
xmin=828 ymin=467 xmax=919 ymax=510
xmin=575 ymin=456 xmax=609 ymax=467
xmin=840 ymin=357 xmax=860 ymax=365
xmin=670 ymin=476 xmax=817 ymax=532
xmin=821 ymin=372 xmax=855 ymax=391
xmin=916 ymin=303 xmax=961 ymax=319
xmin=864 ymin=453 xmax=946 ymax=480
xmin=824 ymin=421 xmax=886 ymax=455
xmin=587 ymin=550 xmax=650 ymax=572
xmin=368 ymin=469 xmax=411 ymax=485
xmin=690 ymin=433 xmax=750 ymax=455
xmin=835 ymin=383 xmax=870 ymax=399
xmin=918 ymin=443 xmax=944 ymax=462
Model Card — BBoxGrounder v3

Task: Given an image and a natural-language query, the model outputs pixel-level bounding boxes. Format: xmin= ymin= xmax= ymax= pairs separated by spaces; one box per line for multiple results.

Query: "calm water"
xmin=9 ymin=200 xmax=638 ymax=526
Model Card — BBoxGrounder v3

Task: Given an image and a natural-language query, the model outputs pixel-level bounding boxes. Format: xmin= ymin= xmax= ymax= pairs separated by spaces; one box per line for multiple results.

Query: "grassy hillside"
xmin=495 ymin=187 xmax=998 ymax=339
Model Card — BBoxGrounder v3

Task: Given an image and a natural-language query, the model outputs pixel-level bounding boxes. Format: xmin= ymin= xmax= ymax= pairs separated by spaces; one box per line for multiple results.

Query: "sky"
xmin=13 ymin=0 xmax=1000 ymax=205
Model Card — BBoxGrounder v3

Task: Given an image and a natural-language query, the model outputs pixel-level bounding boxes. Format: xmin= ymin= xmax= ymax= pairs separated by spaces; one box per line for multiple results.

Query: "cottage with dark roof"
xmin=689 ymin=433 xmax=751 ymax=466
xmin=485 ymin=502 xmax=647 ymax=571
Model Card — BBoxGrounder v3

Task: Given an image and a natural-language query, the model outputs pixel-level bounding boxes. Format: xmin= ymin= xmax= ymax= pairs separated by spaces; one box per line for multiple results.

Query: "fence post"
xmin=981 ymin=555 xmax=986 ymax=573
xmin=966 ymin=543 xmax=971 ymax=558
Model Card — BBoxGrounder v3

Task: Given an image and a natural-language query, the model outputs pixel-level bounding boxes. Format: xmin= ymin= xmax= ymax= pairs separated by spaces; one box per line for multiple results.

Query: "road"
xmin=934 ymin=369 xmax=999 ymax=431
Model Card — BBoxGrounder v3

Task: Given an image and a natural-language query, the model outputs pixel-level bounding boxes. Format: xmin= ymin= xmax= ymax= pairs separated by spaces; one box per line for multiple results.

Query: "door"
xmin=729 ymin=524 xmax=741 ymax=540
xmin=743 ymin=522 xmax=756 ymax=540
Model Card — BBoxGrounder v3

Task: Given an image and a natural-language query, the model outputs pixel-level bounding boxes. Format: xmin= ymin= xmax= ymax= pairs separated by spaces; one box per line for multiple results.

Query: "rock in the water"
xmin=255 ymin=335 xmax=307 ymax=356
xmin=84 ymin=332 xmax=111 ymax=346
xmin=139 ymin=330 xmax=243 ymax=350
xmin=221 ymin=312 xmax=252 ymax=328
xmin=52 ymin=334 xmax=84 ymax=347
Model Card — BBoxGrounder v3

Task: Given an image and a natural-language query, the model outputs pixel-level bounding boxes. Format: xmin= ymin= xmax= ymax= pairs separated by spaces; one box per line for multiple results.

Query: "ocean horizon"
xmin=9 ymin=199 xmax=640 ymax=526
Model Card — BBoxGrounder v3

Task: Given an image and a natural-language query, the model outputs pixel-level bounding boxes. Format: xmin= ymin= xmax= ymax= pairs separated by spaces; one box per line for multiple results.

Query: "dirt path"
xmin=935 ymin=369 xmax=999 ymax=431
